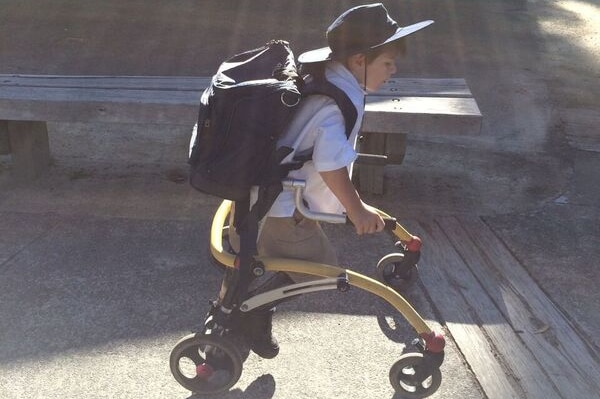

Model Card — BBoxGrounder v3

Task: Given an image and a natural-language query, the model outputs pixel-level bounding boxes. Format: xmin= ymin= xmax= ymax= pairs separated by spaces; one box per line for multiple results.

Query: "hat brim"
xmin=298 ymin=20 xmax=434 ymax=64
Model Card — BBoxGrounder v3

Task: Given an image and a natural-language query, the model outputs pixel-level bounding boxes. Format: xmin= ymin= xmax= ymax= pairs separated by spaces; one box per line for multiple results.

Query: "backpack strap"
xmin=301 ymin=76 xmax=358 ymax=139
xmin=289 ymin=76 xmax=359 ymax=165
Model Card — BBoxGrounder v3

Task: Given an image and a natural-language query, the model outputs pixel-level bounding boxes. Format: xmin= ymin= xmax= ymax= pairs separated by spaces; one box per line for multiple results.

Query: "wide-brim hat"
xmin=299 ymin=3 xmax=433 ymax=64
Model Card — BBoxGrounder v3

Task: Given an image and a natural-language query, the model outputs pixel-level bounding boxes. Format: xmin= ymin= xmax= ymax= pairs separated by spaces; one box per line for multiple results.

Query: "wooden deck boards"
xmin=408 ymin=216 xmax=600 ymax=399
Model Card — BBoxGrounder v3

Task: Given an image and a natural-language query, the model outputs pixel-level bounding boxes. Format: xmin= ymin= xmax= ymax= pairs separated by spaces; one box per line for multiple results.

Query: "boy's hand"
xmin=319 ymin=167 xmax=384 ymax=235
xmin=347 ymin=203 xmax=385 ymax=235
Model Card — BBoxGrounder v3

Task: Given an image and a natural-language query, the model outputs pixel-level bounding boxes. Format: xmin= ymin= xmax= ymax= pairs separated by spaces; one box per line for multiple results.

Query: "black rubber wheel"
xmin=170 ymin=333 xmax=243 ymax=394
xmin=376 ymin=253 xmax=418 ymax=291
xmin=389 ymin=353 xmax=442 ymax=398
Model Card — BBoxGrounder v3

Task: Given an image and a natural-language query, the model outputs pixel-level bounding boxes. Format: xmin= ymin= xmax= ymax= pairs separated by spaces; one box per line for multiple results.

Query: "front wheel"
xmin=170 ymin=333 xmax=243 ymax=394
xmin=389 ymin=353 xmax=442 ymax=398
xmin=376 ymin=253 xmax=418 ymax=291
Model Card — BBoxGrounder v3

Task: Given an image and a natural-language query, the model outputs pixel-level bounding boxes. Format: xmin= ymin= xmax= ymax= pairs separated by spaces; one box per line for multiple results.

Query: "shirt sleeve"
xmin=311 ymin=105 xmax=358 ymax=172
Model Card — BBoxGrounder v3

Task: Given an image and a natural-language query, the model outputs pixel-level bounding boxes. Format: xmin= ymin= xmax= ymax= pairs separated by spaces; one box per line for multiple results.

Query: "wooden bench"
xmin=0 ymin=75 xmax=481 ymax=192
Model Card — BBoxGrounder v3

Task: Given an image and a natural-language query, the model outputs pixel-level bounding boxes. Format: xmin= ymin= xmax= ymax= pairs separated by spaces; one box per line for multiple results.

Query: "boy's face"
xmin=364 ymin=50 xmax=397 ymax=92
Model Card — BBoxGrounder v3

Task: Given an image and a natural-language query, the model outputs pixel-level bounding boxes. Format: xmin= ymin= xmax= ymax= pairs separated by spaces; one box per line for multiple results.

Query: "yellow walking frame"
xmin=209 ymin=199 xmax=433 ymax=336
xmin=169 ymin=197 xmax=445 ymax=397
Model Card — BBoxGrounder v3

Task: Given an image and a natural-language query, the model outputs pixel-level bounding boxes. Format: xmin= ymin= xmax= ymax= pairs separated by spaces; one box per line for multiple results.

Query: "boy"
xmin=233 ymin=3 xmax=433 ymax=359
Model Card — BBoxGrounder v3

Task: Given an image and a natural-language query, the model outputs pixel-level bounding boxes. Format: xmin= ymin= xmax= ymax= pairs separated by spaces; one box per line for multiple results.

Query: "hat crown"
xmin=326 ymin=3 xmax=399 ymax=59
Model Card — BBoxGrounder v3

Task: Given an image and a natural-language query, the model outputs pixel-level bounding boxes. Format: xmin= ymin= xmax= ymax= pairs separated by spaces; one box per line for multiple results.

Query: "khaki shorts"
xmin=229 ymin=209 xmax=338 ymax=282
xmin=258 ymin=211 xmax=338 ymax=264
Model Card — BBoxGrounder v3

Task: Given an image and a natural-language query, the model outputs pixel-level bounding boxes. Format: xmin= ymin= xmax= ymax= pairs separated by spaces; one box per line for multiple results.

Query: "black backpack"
xmin=188 ymin=40 xmax=357 ymax=205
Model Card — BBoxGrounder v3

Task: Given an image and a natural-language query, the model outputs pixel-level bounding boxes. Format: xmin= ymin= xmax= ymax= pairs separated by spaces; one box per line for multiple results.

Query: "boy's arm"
xmin=319 ymin=167 xmax=385 ymax=235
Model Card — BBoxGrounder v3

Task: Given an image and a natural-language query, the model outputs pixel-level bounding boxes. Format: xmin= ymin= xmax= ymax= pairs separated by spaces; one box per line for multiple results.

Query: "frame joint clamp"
xmin=336 ymin=272 xmax=350 ymax=292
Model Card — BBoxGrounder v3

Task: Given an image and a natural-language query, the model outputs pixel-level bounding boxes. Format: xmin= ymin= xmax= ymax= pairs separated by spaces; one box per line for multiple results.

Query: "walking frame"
xmin=170 ymin=178 xmax=446 ymax=398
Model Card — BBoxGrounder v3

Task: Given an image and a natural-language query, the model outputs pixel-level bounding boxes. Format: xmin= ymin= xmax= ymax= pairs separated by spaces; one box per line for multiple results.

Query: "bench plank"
xmin=377 ymin=78 xmax=474 ymax=97
xmin=0 ymin=86 xmax=198 ymax=124
xmin=0 ymin=85 xmax=199 ymax=104
xmin=364 ymin=96 xmax=482 ymax=136
xmin=0 ymin=75 xmax=211 ymax=91
xmin=0 ymin=86 xmax=482 ymax=135
xmin=0 ymin=75 xmax=473 ymax=98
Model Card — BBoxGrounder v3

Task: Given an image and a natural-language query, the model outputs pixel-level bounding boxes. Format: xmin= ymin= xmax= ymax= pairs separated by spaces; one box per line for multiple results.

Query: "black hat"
xmin=299 ymin=3 xmax=433 ymax=64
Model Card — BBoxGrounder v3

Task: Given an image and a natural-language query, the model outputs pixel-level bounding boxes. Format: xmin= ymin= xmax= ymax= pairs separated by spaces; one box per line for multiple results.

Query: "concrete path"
xmin=0 ymin=168 xmax=483 ymax=399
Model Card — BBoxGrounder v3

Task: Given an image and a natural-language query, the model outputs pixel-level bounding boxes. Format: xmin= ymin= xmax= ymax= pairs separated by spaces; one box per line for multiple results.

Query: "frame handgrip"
xmin=345 ymin=216 xmax=397 ymax=231
xmin=283 ymin=178 xmax=347 ymax=224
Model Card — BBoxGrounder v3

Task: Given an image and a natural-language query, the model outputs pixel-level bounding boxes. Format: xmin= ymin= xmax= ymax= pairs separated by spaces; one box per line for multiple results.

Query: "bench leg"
xmin=358 ymin=132 xmax=386 ymax=195
xmin=0 ymin=121 xmax=10 ymax=155
xmin=384 ymin=133 xmax=407 ymax=165
xmin=356 ymin=132 xmax=408 ymax=195
xmin=1 ymin=120 xmax=51 ymax=180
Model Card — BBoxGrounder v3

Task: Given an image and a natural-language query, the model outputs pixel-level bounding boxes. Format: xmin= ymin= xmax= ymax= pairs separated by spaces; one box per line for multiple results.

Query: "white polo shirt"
xmin=267 ymin=61 xmax=365 ymax=217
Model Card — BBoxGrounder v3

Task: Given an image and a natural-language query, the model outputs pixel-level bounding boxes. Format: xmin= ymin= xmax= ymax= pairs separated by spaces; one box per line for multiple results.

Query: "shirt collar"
xmin=324 ymin=61 xmax=367 ymax=110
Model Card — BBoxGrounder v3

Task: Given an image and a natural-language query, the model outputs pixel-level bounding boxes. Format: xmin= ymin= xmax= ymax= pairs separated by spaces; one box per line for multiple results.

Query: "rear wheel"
xmin=170 ymin=333 xmax=243 ymax=394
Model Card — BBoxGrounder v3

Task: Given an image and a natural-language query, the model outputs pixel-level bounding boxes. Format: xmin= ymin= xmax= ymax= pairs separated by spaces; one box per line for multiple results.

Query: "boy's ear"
xmin=347 ymin=53 xmax=366 ymax=67
xmin=346 ymin=53 xmax=368 ymax=84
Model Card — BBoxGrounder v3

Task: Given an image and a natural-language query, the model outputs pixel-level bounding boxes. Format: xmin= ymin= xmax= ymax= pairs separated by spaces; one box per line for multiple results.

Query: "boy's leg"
xmin=258 ymin=211 xmax=338 ymax=282
xmin=226 ymin=211 xmax=338 ymax=358
xmin=221 ymin=206 xmax=287 ymax=359
xmin=243 ymin=213 xmax=338 ymax=358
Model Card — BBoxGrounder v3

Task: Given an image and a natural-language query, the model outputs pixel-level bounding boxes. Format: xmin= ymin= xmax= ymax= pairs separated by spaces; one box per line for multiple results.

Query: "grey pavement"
xmin=1 ymin=1 xmax=599 ymax=398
